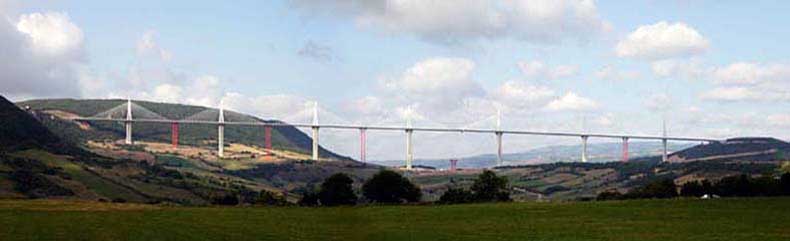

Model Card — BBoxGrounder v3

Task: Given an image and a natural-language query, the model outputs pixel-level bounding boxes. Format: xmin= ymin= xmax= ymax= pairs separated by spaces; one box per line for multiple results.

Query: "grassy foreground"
xmin=1 ymin=198 xmax=789 ymax=241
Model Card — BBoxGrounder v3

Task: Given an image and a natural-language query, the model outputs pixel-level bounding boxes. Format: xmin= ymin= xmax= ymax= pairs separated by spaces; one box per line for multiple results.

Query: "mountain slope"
xmin=0 ymin=96 xmax=75 ymax=154
xmin=669 ymin=137 xmax=790 ymax=162
xmin=18 ymin=98 xmax=348 ymax=160
xmin=0 ymin=96 xmax=268 ymax=203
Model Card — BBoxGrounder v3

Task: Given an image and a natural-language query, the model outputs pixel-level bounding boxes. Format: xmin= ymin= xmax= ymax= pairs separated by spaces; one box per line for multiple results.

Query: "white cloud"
xmin=544 ymin=92 xmax=598 ymax=111
xmin=518 ymin=60 xmax=578 ymax=80
xmin=644 ymin=93 xmax=673 ymax=112
xmin=137 ymin=30 xmax=172 ymax=61
xmin=595 ymin=65 xmax=641 ymax=81
xmin=490 ymin=80 xmax=554 ymax=109
xmin=380 ymin=57 xmax=484 ymax=112
xmin=651 ymin=58 xmax=708 ymax=80
xmin=645 ymin=60 xmax=790 ymax=103
xmin=699 ymin=87 xmax=763 ymax=101
xmin=151 ymin=84 xmax=183 ymax=103
xmin=222 ymin=93 xmax=312 ymax=121
xmin=711 ymin=62 xmax=790 ymax=85
xmin=616 ymin=21 xmax=709 ymax=60
xmin=16 ymin=12 xmax=84 ymax=57
xmin=767 ymin=114 xmax=790 ymax=127
xmin=290 ymin=0 xmax=609 ymax=44
xmin=0 ymin=11 xmax=85 ymax=99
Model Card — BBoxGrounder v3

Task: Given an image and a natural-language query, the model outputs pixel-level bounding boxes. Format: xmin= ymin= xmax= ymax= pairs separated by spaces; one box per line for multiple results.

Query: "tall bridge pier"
xmin=581 ymin=135 xmax=589 ymax=163
xmin=264 ymin=126 xmax=272 ymax=149
xmin=621 ymin=137 xmax=629 ymax=162
xmin=171 ymin=122 xmax=179 ymax=148
xmin=311 ymin=102 xmax=320 ymax=161
xmin=359 ymin=128 xmax=367 ymax=162
xmin=662 ymin=139 xmax=668 ymax=162
xmin=124 ymin=99 xmax=133 ymax=144
xmin=218 ymin=107 xmax=225 ymax=158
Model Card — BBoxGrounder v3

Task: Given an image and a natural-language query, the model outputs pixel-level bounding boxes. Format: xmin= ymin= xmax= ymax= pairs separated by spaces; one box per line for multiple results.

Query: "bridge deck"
xmin=72 ymin=117 xmax=718 ymax=142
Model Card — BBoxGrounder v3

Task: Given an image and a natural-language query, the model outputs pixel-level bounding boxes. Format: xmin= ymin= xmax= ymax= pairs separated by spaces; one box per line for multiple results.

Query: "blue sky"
xmin=1 ymin=0 xmax=788 ymax=160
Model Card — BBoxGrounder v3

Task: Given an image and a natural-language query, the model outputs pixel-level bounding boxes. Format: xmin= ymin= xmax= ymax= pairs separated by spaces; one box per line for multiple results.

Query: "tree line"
xmin=213 ymin=169 xmax=513 ymax=206
xmin=598 ymin=172 xmax=790 ymax=200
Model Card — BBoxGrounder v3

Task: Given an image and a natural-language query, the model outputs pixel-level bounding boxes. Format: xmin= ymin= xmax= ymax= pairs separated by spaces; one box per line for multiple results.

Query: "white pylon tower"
xmin=405 ymin=105 xmax=414 ymax=170
xmin=662 ymin=117 xmax=668 ymax=163
xmin=218 ymin=104 xmax=225 ymax=158
xmin=124 ymin=98 xmax=133 ymax=144
xmin=495 ymin=108 xmax=503 ymax=166
xmin=581 ymin=135 xmax=589 ymax=163
xmin=311 ymin=101 xmax=320 ymax=161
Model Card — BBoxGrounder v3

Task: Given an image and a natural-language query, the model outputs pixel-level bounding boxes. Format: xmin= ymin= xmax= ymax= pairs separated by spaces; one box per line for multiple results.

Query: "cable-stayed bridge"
xmin=71 ymin=100 xmax=719 ymax=170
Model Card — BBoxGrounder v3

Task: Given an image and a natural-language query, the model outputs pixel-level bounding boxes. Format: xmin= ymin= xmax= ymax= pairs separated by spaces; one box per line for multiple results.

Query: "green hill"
xmin=0 ymin=96 xmax=75 ymax=154
xmin=17 ymin=98 xmax=348 ymax=160
xmin=0 ymin=96 xmax=269 ymax=204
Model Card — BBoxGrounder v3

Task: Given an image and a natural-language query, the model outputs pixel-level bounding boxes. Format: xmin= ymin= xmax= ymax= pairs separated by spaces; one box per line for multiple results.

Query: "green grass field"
xmin=1 ymin=198 xmax=789 ymax=241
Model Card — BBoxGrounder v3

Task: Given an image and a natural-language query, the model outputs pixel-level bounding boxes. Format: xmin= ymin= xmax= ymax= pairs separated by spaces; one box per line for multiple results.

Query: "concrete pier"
xmin=581 ymin=135 xmax=589 ymax=163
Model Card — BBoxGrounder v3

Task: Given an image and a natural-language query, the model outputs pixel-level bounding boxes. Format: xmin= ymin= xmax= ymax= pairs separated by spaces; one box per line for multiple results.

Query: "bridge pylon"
xmin=124 ymin=99 xmax=133 ymax=145
xmin=218 ymin=106 xmax=225 ymax=158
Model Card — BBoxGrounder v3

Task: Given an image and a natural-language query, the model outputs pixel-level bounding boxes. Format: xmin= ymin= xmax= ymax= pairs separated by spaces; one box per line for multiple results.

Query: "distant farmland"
xmin=1 ymin=198 xmax=789 ymax=241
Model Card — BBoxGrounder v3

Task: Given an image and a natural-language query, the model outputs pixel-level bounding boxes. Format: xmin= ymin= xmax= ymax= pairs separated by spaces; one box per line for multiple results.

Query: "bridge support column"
xmin=581 ymin=136 xmax=589 ymax=163
xmin=311 ymin=126 xmax=319 ymax=161
xmin=495 ymin=132 xmax=503 ymax=166
xmin=359 ymin=128 xmax=366 ymax=162
xmin=662 ymin=138 xmax=668 ymax=163
xmin=405 ymin=129 xmax=413 ymax=170
xmin=264 ymin=126 xmax=272 ymax=150
xmin=124 ymin=99 xmax=133 ymax=144
xmin=171 ymin=123 xmax=179 ymax=148
xmin=621 ymin=137 xmax=629 ymax=162
xmin=218 ymin=124 xmax=224 ymax=158
xmin=218 ymin=107 xmax=225 ymax=158
xmin=124 ymin=121 xmax=132 ymax=144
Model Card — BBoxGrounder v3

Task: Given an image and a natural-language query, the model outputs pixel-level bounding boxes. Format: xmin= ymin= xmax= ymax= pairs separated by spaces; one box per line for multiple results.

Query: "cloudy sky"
xmin=1 ymin=0 xmax=788 ymax=160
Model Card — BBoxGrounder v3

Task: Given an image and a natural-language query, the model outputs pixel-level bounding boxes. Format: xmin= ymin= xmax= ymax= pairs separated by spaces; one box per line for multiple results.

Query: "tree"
xmin=716 ymin=174 xmax=752 ymax=197
xmin=298 ymin=191 xmax=320 ymax=207
xmin=627 ymin=179 xmax=677 ymax=199
xmin=438 ymin=188 xmax=474 ymax=204
xmin=213 ymin=193 xmax=240 ymax=206
xmin=318 ymin=173 xmax=357 ymax=206
xmin=362 ymin=170 xmax=421 ymax=204
xmin=781 ymin=172 xmax=790 ymax=196
xmin=470 ymin=170 xmax=511 ymax=202
xmin=680 ymin=181 xmax=705 ymax=197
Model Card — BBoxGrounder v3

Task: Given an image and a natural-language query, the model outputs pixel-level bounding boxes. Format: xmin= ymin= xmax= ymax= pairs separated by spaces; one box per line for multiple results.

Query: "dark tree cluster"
xmin=680 ymin=173 xmax=790 ymax=197
xmin=598 ymin=172 xmax=790 ymax=201
xmin=299 ymin=170 xmax=422 ymax=207
xmin=438 ymin=170 xmax=511 ymax=204
xmin=362 ymin=170 xmax=421 ymax=204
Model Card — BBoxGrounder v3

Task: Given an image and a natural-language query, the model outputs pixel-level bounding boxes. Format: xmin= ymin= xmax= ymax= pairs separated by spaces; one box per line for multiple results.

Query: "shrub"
xmin=298 ymin=191 xmax=320 ymax=207
xmin=471 ymin=170 xmax=511 ymax=202
xmin=213 ymin=193 xmax=240 ymax=206
xmin=438 ymin=188 xmax=474 ymax=204
xmin=781 ymin=173 xmax=790 ymax=195
xmin=362 ymin=170 xmax=421 ymax=204
xmin=318 ymin=173 xmax=357 ymax=206
xmin=626 ymin=179 xmax=677 ymax=199
xmin=680 ymin=180 xmax=707 ymax=197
